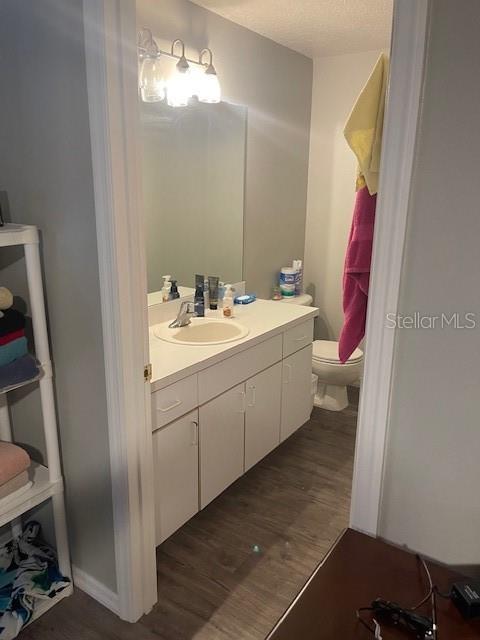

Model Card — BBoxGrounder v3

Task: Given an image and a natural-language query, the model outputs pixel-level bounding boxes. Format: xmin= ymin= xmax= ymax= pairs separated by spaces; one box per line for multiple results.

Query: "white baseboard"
xmin=72 ymin=565 xmax=120 ymax=616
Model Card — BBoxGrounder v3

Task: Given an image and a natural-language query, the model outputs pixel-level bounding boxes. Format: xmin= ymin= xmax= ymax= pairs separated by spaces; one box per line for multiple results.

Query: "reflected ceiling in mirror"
xmin=140 ymin=99 xmax=247 ymax=294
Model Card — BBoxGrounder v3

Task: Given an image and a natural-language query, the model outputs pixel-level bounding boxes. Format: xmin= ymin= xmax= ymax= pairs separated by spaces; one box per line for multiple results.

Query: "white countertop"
xmin=149 ymin=299 xmax=318 ymax=392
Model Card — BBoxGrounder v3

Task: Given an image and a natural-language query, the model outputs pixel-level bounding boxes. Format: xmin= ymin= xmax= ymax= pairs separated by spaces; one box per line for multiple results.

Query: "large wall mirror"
xmin=140 ymin=99 xmax=247 ymax=295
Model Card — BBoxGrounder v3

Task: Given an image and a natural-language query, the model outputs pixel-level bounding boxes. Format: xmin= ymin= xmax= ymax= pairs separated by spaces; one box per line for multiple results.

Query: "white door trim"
xmin=82 ymin=0 xmax=431 ymax=621
xmin=350 ymin=0 xmax=431 ymax=534
xmin=83 ymin=0 xmax=157 ymax=622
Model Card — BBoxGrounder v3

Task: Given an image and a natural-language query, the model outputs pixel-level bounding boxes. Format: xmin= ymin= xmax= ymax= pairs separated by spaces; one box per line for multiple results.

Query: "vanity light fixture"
xmin=138 ymin=28 xmax=222 ymax=106
xmin=138 ymin=28 xmax=165 ymax=103
xmin=198 ymin=48 xmax=221 ymax=104
xmin=167 ymin=39 xmax=193 ymax=107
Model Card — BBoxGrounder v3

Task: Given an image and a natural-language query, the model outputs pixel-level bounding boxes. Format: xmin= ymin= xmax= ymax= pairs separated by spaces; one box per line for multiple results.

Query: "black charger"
xmin=451 ymin=580 xmax=480 ymax=619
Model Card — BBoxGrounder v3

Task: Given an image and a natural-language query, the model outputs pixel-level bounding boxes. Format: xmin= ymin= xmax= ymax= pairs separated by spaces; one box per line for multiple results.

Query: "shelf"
xmin=0 ymin=462 xmax=63 ymax=528
xmin=0 ymin=367 xmax=42 ymax=395
xmin=0 ymin=223 xmax=38 ymax=248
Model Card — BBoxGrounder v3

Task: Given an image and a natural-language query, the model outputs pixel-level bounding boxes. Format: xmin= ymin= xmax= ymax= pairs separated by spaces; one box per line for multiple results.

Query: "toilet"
xmin=279 ymin=294 xmax=363 ymax=411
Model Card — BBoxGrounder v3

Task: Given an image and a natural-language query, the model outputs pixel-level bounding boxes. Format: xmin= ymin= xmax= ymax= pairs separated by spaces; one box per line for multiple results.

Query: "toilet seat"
xmin=312 ymin=340 xmax=363 ymax=365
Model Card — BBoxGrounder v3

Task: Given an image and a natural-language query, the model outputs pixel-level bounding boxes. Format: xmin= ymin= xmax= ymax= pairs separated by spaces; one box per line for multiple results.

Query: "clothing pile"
xmin=0 ymin=288 xmax=39 ymax=391
xmin=0 ymin=522 xmax=70 ymax=639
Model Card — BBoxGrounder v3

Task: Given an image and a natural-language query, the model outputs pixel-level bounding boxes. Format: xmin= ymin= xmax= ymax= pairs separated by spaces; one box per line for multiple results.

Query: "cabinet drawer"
xmin=198 ymin=334 xmax=283 ymax=404
xmin=152 ymin=374 xmax=198 ymax=430
xmin=283 ymin=319 xmax=314 ymax=357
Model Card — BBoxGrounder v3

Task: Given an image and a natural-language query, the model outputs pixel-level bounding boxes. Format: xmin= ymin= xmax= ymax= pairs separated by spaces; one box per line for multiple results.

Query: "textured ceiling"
xmin=190 ymin=0 xmax=393 ymax=57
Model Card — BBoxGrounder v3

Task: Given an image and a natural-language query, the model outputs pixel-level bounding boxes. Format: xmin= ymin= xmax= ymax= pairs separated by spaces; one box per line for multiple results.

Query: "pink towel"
xmin=0 ymin=441 xmax=31 ymax=485
xmin=338 ymin=186 xmax=377 ymax=363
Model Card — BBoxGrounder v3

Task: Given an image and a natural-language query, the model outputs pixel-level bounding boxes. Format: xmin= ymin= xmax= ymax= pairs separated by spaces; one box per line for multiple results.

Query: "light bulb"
xmin=139 ymin=56 xmax=165 ymax=103
xmin=167 ymin=57 xmax=193 ymax=107
xmin=198 ymin=64 xmax=221 ymax=103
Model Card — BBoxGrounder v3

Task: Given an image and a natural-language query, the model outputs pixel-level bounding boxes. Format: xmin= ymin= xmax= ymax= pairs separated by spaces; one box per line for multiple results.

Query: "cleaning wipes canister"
xmin=280 ymin=267 xmax=297 ymax=297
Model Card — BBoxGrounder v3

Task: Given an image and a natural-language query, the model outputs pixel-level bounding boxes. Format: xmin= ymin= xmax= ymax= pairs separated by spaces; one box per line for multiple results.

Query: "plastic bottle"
xmin=169 ymin=279 xmax=180 ymax=300
xmin=293 ymin=260 xmax=303 ymax=295
xmin=194 ymin=284 xmax=205 ymax=317
xmin=218 ymin=282 xmax=226 ymax=308
xmin=223 ymin=284 xmax=235 ymax=318
xmin=161 ymin=275 xmax=171 ymax=303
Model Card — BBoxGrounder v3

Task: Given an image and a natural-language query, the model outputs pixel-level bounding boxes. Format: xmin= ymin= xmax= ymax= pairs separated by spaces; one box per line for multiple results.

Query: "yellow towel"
xmin=344 ymin=53 xmax=389 ymax=195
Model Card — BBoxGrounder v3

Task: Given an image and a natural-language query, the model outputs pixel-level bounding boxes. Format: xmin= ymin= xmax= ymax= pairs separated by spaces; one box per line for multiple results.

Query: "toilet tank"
xmin=278 ymin=293 xmax=313 ymax=306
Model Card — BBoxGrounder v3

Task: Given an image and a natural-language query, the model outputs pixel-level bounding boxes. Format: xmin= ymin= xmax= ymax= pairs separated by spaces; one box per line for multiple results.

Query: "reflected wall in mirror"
xmin=141 ymin=99 xmax=247 ymax=294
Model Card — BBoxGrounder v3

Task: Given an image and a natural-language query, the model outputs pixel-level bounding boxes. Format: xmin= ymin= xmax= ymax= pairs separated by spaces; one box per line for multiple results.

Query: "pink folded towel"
xmin=0 ymin=441 xmax=31 ymax=485
xmin=338 ymin=186 xmax=377 ymax=363
xmin=0 ymin=470 xmax=29 ymax=500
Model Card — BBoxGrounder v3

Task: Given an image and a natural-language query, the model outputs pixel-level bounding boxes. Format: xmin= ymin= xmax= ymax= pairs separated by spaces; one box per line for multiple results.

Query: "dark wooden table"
xmin=267 ymin=528 xmax=480 ymax=639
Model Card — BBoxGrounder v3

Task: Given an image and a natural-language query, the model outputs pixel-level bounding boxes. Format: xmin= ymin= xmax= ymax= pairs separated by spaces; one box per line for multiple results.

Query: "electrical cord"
xmin=356 ymin=554 xmax=442 ymax=639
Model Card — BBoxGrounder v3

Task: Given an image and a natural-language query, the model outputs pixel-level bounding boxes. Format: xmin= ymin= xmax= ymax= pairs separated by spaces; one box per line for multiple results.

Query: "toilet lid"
xmin=312 ymin=340 xmax=363 ymax=364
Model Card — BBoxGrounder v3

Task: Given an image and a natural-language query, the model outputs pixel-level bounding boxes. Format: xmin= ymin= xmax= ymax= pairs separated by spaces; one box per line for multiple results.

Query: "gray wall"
xmin=0 ymin=0 xmax=116 ymax=590
xmin=379 ymin=0 xmax=480 ymax=565
xmin=137 ymin=0 xmax=313 ymax=299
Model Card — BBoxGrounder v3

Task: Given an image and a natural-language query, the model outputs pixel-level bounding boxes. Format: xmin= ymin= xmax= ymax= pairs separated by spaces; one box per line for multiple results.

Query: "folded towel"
xmin=0 ymin=354 xmax=40 ymax=390
xmin=0 ymin=336 xmax=27 ymax=367
xmin=0 ymin=328 xmax=25 ymax=346
xmin=0 ymin=309 xmax=26 ymax=337
xmin=0 ymin=442 xmax=31 ymax=485
xmin=0 ymin=471 xmax=29 ymax=500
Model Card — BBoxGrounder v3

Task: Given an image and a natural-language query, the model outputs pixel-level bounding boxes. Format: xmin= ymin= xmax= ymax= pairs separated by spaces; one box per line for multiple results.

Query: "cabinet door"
xmin=199 ymin=384 xmax=245 ymax=508
xmin=245 ymin=362 xmax=282 ymax=471
xmin=153 ymin=409 xmax=199 ymax=545
xmin=281 ymin=344 xmax=313 ymax=442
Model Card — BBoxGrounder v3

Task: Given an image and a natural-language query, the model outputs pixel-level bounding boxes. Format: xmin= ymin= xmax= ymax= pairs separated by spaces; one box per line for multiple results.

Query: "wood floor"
xmin=22 ymin=390 xmax=358 ymax=640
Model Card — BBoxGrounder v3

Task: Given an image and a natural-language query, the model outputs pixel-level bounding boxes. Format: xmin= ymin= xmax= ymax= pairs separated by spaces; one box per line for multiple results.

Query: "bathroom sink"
xmin=154 ymin=317 xmax=249 ymax=346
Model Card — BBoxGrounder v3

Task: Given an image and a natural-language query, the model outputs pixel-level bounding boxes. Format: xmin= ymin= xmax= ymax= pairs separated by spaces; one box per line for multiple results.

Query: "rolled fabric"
xmin=0 ymin=287 xmax=13 ymax=310
xmin=0 ymin=309 xmax=26 ymax=337
xmin=0 ymin=354 xmax=39 ymax=390
xmin=0 ymin=336 xmax=28 ymax=367
xmin=0 ymin=328 xmax=25 ymax=346
xmin=0 ymin=442 xmax=31 ymax=485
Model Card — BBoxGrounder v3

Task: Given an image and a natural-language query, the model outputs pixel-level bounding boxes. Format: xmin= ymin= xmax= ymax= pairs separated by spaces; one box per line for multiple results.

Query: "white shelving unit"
xmin=0 ymin=224 xmax=73 ymax=621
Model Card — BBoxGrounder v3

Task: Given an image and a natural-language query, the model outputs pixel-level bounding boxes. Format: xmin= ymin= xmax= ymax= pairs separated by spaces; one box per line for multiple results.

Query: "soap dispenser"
xmin=223 ymin=284 xmax=235 ymax=318
xmin=161 ymin=275 xmax=171 ymax=303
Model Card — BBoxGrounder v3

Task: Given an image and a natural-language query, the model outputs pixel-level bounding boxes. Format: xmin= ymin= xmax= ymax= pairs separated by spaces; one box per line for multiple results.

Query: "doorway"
xmin=83 ymin=0 xmax=430 ymax=626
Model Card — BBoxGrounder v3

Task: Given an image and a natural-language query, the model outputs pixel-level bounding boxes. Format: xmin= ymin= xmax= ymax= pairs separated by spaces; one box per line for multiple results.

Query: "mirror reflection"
xmin=140 ymin=99 xmax=247 ymax=296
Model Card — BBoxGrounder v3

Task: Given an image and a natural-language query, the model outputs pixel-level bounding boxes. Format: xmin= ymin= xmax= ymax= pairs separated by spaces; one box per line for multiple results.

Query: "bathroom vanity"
xmin=149 ymin=299 xmax=318 ymax=545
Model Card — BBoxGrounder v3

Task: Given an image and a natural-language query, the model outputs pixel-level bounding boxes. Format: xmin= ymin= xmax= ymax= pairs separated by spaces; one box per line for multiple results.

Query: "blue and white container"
xmin=280 ymin=267 xmax=297 ymax=297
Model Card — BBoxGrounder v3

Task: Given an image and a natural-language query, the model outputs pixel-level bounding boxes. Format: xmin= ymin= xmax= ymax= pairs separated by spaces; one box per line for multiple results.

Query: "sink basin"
xmin=154 ymin=317 xmax=249 ymax=346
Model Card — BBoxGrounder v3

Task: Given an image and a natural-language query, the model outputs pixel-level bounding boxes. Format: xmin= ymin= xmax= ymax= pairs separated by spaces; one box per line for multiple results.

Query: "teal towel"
xmin=0 ymin=337 xmax=28 ymax=366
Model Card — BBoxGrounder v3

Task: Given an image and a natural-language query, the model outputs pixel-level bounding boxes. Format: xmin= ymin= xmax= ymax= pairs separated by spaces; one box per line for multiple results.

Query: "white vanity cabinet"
xmin=151 ymin=315 xmax=315 ymax=544
xmin=244 ymin=362 xmax=282 ymax=471
xmin=199 ymin=384 xmax=245 ymax=508
xmin=153 ymin=409 xmax=199 ymax=545
xmin=281 ymin=344 xmax=313 ymax=442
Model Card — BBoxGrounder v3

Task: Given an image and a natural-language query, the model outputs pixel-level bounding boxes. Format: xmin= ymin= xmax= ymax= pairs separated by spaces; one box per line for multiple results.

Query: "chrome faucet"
xmin=169 ymin=301 xmax=197 ymax=328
